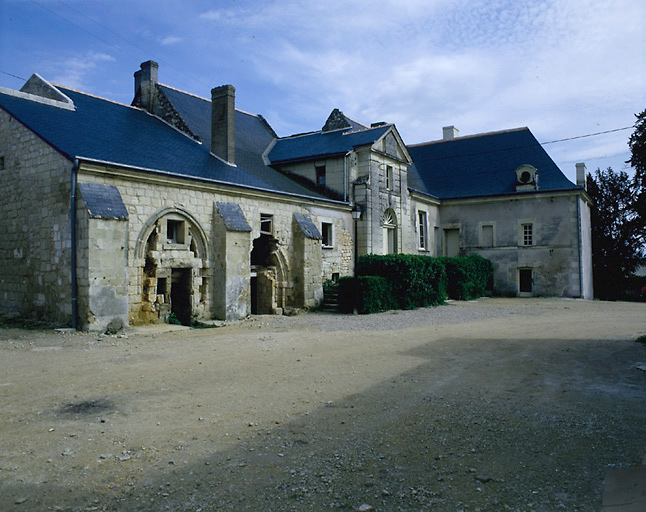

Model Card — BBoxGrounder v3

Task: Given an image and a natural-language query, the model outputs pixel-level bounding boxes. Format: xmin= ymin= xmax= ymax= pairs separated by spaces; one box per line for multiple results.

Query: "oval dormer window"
xmin=515 ymin=164 xmax=538 ymax=190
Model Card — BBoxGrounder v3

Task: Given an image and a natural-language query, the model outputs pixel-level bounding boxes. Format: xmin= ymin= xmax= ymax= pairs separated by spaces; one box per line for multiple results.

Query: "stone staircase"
xmin=320 ymin=283 xmax=340 ymax=312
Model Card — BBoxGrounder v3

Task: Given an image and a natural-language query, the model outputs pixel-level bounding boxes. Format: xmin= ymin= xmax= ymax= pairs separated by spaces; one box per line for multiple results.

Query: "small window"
xmin=167 ymin=219 xmax=185 ymax=244
xmin=385 ymin=165 xmax=393 ymax=190
xmin=523 ymin=223 xmax=533 ymax=246
xmin=260 ymin=214 xmax=273 ymax=235
xmin=418 ymin=211 xmax=428 ymax=250
xmin=482 ymin=225 xmax=493 ymax=247
xmin=315 ymin=165 xmax=326 ymax=186
xmin=321 ymin=222 xmax=333 ymax=248
xmin=0 ymin=155 xmax=5 ymax=170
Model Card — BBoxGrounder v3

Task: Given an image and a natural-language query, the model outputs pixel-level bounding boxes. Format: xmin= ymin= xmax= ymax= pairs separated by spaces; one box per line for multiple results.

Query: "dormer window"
xmin=315 ymin=165 xmax=326 ymax=186
xmin=515 ymin=164 xmax=538 ymax=191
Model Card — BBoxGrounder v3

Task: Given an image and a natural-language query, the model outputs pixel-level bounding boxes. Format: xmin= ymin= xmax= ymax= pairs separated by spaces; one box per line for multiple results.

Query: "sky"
xmin=1 ymin=0 xmax=644 ymax=183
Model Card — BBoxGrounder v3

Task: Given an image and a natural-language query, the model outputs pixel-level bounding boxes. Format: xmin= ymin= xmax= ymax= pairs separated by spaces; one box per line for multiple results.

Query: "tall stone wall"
xmin=76 ymin=165 xmax=354 ymax=324
xmin=0 ymin=111 xmax=73 ymax=324
xmin=439 ymin=193 xmax=588 ymax=297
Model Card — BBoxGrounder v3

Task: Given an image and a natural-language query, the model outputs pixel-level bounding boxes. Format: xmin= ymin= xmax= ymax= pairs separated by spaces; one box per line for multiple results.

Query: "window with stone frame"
xmin=418 ymin=211 xmax=428 ymax=250
xmin=260 ymin=214 xmax=273 ymax=236
xmin=482 ymin=224 xmax=494 ymax=247
xmin=166 ymin=219 xmax=185 ymax=244
xmin=522 ymin=223 xmax=533 ymax=246
xmin=385 ymin=165 xmax=394 ymax=190
xmin=321 ymin=222 xmax=333 ymax=248
xmin=315 ymin=165 xmax=326 ymax=186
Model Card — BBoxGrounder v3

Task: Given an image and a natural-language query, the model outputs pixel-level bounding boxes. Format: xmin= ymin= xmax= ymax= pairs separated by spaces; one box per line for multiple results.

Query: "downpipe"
xmin=70 ymin=159 xmax=78 ymax=329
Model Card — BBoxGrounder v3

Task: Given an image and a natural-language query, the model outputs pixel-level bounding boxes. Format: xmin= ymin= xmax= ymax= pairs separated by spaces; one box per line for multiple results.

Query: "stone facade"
xmin=0 ymin=109 xmax=73 ymax=324
xmin=0 ymin=65 xmax=594 ymax=331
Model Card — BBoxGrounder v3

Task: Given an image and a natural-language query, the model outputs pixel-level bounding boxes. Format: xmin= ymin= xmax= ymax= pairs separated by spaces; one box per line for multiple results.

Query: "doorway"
xmin=170 ymin=268 xmax=192 ymax=325
xmin=519 ymin=268 xmax=533 ymax=295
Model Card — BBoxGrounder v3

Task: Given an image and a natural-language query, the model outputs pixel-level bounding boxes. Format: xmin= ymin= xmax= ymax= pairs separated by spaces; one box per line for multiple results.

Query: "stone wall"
xmin=0 ymin=110 xmax=73 ymax=324
xmin=76 ymin=163 xmax=354 ymax=324
xmin=439 ymin=192 xmax=590 ymax=298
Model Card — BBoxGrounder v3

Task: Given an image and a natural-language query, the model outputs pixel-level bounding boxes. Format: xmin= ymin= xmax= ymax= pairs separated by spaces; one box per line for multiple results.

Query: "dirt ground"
xmin=1 ymin=298 xmax=645 ymax=512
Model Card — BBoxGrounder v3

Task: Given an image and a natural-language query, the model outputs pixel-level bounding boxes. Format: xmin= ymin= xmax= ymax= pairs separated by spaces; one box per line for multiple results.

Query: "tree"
xmin=628 ymin=108 xmax=646 ymax=224
xmin=587 ymin=167 xmax=644 ymax=299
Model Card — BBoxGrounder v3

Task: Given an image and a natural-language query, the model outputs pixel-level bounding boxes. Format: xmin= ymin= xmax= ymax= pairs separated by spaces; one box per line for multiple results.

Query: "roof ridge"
xmin=408 ymin=127 xmax=529 ymax=148
xmin=55 ymin=84 xmax=140 ymax=110
xmin=159 ymin=82 xmax=261 ymax=118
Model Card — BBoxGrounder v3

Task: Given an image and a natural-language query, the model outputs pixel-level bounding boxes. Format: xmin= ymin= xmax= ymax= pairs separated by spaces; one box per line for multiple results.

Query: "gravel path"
xmin=1 ymin=298 xmax=645 ymax=512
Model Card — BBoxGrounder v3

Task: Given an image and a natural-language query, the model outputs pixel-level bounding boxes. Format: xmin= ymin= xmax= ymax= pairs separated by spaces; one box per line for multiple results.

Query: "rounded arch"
xmin=135 ymin=206 xmax=209 ymax=262
xmin=382 ymin=208 xmax=398 ymax=254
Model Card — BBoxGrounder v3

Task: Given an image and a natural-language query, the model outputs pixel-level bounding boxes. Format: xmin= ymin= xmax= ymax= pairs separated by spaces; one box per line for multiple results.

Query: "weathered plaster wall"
xmin=409 ymin=196 xmax=441 ymax=256
xmin=439 ymin=193 xmax=588 ymax=297
xmin=0 ymin=111 xmax=73 ymax=323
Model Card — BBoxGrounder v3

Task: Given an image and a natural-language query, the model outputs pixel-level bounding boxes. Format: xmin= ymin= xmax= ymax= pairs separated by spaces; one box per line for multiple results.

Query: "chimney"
xmin=211 ymin=85 xmax=236 ymax=164
xmin=443 ymin=125 xmax=459 ymax=140
xmin=134 ymin=60 xmax=159 ymax=113
xmin=576 ymin=162 xmax=587 ymax=190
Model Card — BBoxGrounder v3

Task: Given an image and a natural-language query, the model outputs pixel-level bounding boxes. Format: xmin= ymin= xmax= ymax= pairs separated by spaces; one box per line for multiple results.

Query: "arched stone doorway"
xmin=135 ymin=208 xmax=209 ymax=325
xmin=250 ymin=234 xmax=288 ymax=314
xmin=382 ymin=208 xmax=397 ymax=254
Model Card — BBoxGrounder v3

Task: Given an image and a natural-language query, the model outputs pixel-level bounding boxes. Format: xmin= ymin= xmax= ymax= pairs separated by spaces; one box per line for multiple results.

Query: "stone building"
xmin=0 ymin=61 xmax=593 ymax=330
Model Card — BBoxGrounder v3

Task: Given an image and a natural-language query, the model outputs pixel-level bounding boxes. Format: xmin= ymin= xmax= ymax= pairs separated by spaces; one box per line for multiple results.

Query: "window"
xmin=166 ymin=219 xmax=185 ymax=244
xmin=523 ymin=223 xmax=533 ymax=246
xmin=321 ymin=222 xmax=333 ymax=248
xmin=418 ymin=211 xmax=428 ymax=250
xmin=385 ymin=165 xmax=393 ymax=190
xmin=0 ymin=155 xmax=4 ymax=170
xmin=315 ymin=165 xmax=326 ymax=186
xmin=260 ymin=214 xmax=273 ymax=235
xmin=482 ymin=225 xmax=493 ymax=247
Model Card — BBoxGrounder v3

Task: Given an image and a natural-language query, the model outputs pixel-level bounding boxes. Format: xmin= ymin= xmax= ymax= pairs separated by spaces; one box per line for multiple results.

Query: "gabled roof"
xmin=407 ymin=127 xmax=579 ymax=199
xmin=0 ymin=80 xmax=329 ymax=200
xmin=267 ymin=124 xmax=392 ymax=164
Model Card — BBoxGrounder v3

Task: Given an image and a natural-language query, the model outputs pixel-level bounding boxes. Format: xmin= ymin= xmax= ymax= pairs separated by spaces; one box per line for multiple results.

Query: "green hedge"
xmin=338 ymin=276 xmax=397 ymax=314
xmin=440 ymin=253 xmax=493 ymax=300
xmin=337 ymin=253 xmax=493 ymax=314
xmin=356 ymin=254 xmax=447 ymax=310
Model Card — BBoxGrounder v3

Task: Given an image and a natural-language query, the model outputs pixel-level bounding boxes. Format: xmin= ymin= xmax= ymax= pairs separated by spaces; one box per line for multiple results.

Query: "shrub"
xmin=356 ymin=254 xmax=447 ymax=310
xmin=440 ymin=253 xmax=493 ymax=300
xmin=338 ymin=276 xmax=396 ymax=314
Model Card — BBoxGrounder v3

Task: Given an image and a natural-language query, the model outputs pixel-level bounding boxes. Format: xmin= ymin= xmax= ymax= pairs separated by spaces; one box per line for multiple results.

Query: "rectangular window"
xmin=260 ymin=214 xmax=273 ymax=235
xmin=315 ymin=165 xmax=326 ymax=186
xmin=523 ymin=223 xmax=533 ymax=246
xmin=385 ymin=165 xmax=393 ymax=190
xmin=418 ymin=211 xmax=428 ymax=250
xmin=167 ymin=219 xmax=185 ymax=244
xmin=0 ymin=155 xmax=4 ymax=170
xmin=482 ymin=225 xmax=493 ymax=247
xmin=321 ymin=222 xmax=333 ymax=248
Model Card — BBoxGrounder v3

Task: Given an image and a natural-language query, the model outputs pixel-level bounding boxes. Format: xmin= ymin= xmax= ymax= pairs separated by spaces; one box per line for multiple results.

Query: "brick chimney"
xmin=443 ymin=125 xmax=459 ymax=140
xmin=576 ymin=162 xmax=587 ymax=190
xmin=211 ymin=85 xmax=236 ymax=164
xmin=134 ymin=61 xmax=158 ymax=113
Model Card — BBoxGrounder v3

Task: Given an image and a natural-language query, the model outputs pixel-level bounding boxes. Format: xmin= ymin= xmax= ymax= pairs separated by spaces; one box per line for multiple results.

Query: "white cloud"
xmin=160 ymin=36 xmax=182 ymax=46
xmin=49 ymin=52 xmax=115 ymax=90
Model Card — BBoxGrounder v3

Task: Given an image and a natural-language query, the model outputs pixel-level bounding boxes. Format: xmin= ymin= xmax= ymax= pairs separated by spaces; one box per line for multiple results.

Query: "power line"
xmin=542 ymin=126 xmax=633 ymax=145
xmin=1 ymin=71 xmax=27 ymax=81
xmin=28 ymin=0 xmax=208 ymax=91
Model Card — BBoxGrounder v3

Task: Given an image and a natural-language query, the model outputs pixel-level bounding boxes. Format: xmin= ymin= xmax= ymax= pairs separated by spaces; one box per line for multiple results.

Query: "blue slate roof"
xmin=268 ymin=124 xmax=392 ymax=164
xmin=293 ymin=213 xmax=322 ymax=239
xmin=216 ymin=202 xmax=252 ymax=232
xmin=160 ymin=85 xmax=325 ymax=198
xmin=78 ymin=182 xmax=129 ymax=219
xmin=407 ymin=128 xmax=578 ymax=199
xmin=0 ymin=84 xmax=328 ymax=200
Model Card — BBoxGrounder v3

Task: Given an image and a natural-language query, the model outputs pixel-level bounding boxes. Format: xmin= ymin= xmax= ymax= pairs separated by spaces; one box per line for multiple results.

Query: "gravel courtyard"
xmin=1 ymin=298 xmax=645 ymax=511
